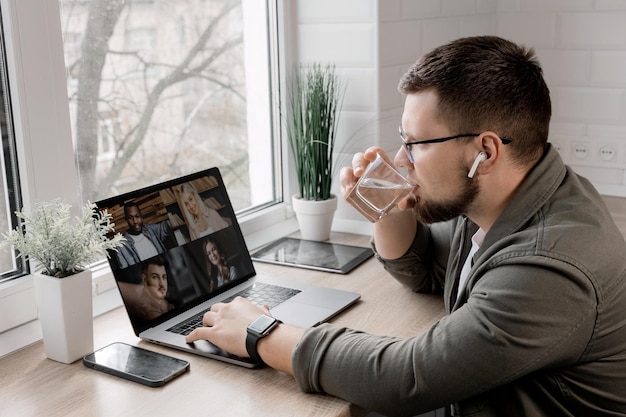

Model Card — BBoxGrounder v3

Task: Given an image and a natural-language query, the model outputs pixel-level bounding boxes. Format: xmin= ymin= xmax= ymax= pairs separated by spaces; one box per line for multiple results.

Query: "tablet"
xmin=251 ymin=237 xmax=373 ymax=274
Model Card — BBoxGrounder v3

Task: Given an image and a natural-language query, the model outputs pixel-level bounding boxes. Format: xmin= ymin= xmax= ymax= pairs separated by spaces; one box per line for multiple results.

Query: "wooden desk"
xmin=0 ymin=233 xmax=445 ymax=417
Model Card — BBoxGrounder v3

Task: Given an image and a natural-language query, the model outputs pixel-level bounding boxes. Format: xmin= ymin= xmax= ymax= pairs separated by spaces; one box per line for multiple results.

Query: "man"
xmin=131 ymin=257 xmax=174 ymax=322
xmin=116 ymin=202 xmax=171 ymax=268
xmin=185 ymin=36 xmax=626 ymax=416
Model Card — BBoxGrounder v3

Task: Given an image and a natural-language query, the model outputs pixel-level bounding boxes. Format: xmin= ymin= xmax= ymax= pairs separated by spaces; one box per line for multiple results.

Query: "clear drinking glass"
xmin=346 ymin=153 xmax=413 ymax=222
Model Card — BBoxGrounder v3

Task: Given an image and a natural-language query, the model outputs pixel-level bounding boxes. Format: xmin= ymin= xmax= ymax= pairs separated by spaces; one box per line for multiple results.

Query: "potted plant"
xmin=1 ymin=199 xmax=125 ymax=363
xmin=287 ymin=62 xmax=345 ymax=241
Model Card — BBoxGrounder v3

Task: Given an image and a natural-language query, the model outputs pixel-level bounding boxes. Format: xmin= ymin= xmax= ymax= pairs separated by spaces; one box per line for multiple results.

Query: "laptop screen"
xmin=96 ymin=167 xmax=256 ymax=333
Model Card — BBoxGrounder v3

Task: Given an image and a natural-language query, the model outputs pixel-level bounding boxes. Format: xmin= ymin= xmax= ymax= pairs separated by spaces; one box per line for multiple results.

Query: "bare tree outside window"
xmin=60 ymin=0 xmax=256 ymax=211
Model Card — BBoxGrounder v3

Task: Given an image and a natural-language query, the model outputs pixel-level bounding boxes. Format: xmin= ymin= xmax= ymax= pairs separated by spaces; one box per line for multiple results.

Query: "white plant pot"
xmin=34 ymin=269 xmax=94 ymax=364
xmin=292 ymin=194 xmax=337 ymax=241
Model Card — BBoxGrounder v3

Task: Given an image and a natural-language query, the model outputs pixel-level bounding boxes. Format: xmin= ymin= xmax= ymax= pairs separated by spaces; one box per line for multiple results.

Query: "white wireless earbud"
xmin=468 ymin=152 xmax=487 ymax=179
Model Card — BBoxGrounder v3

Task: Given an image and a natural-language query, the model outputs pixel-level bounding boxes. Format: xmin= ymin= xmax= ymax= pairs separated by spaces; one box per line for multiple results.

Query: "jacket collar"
xmin=481 ymin=143 xmax=567 ymax=251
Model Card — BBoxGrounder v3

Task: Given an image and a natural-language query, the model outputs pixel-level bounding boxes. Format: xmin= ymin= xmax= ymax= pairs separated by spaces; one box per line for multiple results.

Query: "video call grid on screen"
xmin=96 ymin=169 xmax=255 ymax=330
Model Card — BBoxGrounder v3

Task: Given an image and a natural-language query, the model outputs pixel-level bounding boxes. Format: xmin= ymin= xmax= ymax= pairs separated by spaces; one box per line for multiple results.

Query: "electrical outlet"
xmin=572 ymin=142 xmax=590 ymax=160
xmin=566 ymin=138 xmax=626 ymax=198
xmin=598 ymin=145 xmax=617 ymax=162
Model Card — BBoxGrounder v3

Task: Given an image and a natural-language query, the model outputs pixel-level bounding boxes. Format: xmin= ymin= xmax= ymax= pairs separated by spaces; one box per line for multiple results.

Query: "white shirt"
xmin=131 ymin=232 xmax=159 ymax=261
xmin=458 ymin=227 xmax=486 ymax=298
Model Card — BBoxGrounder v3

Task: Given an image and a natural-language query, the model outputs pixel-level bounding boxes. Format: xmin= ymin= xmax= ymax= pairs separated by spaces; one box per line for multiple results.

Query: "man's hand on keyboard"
xmin=185 ymin=297 xmax=271 ymax=358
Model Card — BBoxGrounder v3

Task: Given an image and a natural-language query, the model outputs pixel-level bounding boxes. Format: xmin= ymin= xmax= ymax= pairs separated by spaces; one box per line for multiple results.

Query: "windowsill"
xmin=0 ymin=212 xmax=372 ymax=359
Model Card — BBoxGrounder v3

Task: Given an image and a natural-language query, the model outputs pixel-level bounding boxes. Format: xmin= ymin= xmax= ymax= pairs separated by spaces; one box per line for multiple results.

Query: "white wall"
xmin=497 ymin=1 xmax=626 ymax=197
xmin=293 ymin=0 xmax=626 ymax=225
xmin=293 ymin=0 xmax=381 ymax=225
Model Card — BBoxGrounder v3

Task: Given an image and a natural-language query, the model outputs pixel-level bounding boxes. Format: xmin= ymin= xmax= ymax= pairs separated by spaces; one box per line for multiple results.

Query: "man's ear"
xmin=472 ymin=131 xmax=504 ymax=175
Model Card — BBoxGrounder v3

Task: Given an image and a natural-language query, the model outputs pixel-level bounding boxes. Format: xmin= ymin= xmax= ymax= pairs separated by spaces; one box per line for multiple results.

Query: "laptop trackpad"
xmin=272 ymin=302 xmax=332 ymax=328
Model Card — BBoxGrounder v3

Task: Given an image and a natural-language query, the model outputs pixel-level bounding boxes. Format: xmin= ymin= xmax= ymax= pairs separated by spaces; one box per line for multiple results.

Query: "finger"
xmin=351 ymin=152 xmax=367 ymax=177
xmin=339 ymin=166 xmax=358 ymax=200
xmin=211 ymin=301 xmax=227 ymax=310
xmin=363 ymin=146 xmax=392 ymax=162
xmin=359 ymin=146 xmax=397 ymax=174
xmin=185 ymin=326 xmax=213 ymax=343
xmin=202 ymin=310 xmax=216 ymax=327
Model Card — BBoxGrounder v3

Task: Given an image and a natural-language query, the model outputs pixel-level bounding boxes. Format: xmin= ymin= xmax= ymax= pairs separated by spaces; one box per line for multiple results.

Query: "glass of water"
xmin=346 ymin=153 xmax=413 ymax=222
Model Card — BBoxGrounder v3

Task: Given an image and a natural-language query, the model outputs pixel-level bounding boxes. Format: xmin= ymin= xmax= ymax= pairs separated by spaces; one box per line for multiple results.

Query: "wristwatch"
xmin=246 ymin=314 xmax=282 ymax=365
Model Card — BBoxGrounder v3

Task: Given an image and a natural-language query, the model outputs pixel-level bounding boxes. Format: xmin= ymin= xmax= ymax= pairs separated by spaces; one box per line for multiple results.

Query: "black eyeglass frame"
xmin=398 ymin=125 xmax=512 ymax=163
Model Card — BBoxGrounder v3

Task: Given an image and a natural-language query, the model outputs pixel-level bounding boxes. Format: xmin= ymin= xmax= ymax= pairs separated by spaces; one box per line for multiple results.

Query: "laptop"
xmin=96 ymin=167 xmax=361 ymax=368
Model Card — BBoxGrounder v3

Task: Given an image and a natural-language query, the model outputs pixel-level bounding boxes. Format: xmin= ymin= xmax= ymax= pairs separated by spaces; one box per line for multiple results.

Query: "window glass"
xmin=0 ymin=11 xmax=25 ymax=281
xmin=59 ymin=0 xmax=275 ymax=212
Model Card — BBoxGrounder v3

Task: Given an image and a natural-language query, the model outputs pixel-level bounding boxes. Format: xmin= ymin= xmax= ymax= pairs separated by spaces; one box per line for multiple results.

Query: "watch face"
xmin=249 ymin=315 xmax=277 ymax=334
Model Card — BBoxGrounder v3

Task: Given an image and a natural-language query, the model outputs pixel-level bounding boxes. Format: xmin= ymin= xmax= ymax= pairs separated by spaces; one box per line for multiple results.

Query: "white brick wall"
xmin=293 ymin=0 xmax=626 ymax=221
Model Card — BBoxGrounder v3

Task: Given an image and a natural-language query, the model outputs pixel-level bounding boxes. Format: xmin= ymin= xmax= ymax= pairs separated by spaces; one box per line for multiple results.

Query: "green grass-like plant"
xmin=287 ymin=63 xmax=345 ymax=201
xmin=1 ymin=199 xmax=125 ymax=278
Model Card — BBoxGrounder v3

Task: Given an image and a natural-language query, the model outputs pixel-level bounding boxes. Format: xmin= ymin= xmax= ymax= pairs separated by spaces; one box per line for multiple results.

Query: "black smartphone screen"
xmin=83 ymin=342 xmax=190 ymax=387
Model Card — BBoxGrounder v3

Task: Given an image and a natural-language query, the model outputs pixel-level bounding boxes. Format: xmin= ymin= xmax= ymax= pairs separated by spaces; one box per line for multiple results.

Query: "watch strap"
xmin=246 ymin=316 xmax=281 ymax=365
xmin=246 ymin=331 xmax=265 ymax=364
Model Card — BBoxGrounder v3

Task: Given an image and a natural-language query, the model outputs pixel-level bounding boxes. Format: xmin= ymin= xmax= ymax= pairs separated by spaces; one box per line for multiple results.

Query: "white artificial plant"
xmin=1 ymin=199 xmax=125 ymax=278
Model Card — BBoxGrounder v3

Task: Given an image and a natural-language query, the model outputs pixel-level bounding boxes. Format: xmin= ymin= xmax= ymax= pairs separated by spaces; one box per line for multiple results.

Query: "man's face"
xmin=142 ymin=264 xmax=168 ymax=300
xmin=396 ymin=90 xmax=479 ymax=224
xmin=125 ymin=206 xmax=144 ymax=235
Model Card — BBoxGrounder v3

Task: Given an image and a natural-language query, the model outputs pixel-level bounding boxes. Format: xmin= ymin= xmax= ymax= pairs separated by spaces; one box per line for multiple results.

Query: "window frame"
xmin=0 ymin=0 xmax=296 ymax=353
xmin=0 ymin=6 xmax=26 ymax=282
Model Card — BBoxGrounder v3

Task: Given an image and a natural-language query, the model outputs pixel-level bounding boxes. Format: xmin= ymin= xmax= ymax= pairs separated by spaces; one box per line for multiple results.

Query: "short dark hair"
xmin=123 ymin=201 xmax=140 ymax=217
xmin=142 ymin=256 xmax=166 ymax=275
xmin=398 ymin=36 xmax=551 ymax=166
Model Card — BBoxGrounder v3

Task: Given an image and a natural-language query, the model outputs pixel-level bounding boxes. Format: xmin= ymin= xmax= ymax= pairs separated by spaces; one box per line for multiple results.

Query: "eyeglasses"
xmin=399 ymin=125 xmax=512 ymax=163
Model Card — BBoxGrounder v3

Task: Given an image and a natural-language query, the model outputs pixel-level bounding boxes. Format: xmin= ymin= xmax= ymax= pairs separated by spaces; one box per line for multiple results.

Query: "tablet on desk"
xmin=251 ymin=237 xmax=374 ymax=274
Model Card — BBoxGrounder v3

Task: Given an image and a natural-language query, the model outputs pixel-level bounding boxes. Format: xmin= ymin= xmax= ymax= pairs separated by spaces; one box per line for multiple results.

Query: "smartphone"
xmin=83 ymin=342 xmax=190 ymax=387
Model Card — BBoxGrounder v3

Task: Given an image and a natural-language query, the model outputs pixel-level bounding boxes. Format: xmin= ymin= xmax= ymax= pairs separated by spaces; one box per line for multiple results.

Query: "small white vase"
xmin=34 ymin=269 xmax=94 ymax=364
xmin=292 ymin=194 xmax=337 ymax=241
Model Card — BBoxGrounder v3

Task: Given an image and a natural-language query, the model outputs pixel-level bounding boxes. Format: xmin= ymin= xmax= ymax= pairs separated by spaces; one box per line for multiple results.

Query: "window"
xmin=0 ymin=0 xmax=287 ymax=345
xmin=60 ymin=0 xmax=277 ymax=213
xmin=0 ymin=9 xmax=25 ymax=282
xmin=0 ymin=0 xmax=280 ymax=282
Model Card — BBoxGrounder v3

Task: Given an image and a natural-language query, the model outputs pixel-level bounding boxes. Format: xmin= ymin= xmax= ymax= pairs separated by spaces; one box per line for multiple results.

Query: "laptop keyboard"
xmin=166 ymin=282 xmax=301 ymax=336
xmin=221 ymin=282 xmax=301 ymax=307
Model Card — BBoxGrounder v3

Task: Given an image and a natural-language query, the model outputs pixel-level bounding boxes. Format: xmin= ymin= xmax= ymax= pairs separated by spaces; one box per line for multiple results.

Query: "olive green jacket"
xmin=292 ymin=145 xmax=626 ymax=417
